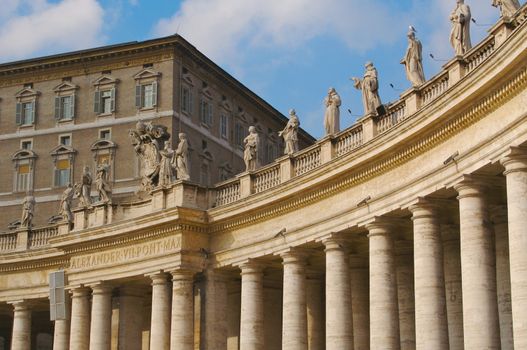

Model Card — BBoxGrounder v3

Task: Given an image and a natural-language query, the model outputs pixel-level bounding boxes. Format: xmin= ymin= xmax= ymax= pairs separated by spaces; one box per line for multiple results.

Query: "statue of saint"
xmin=323 ymin=88 xmax=341 ymax=136
xmin=76 ymin=166 xmax=92 ymax=207
xmin=95 ymin=164 xmax=112 ymax=203
xmin=450 ymin=0 xmax=472 ymax=56
xmin=59 ymin=184 xmax=74 ymax=223
xmin=174 ymin=133 xmax=190 ymax=181
xmin=401 ymin=27 xmax=426 ymax=87
xmin=492 ymin=0 xmax=520 ymax=17
xmin=279 ymin=109 xmax=300 ymax=155
xmin=352 ymin=62 xmax=383 ymax=116
xmin=20 ymin=191 xmax=35 ymax=228
xmin=159 ymin=140 xmax=175 ymax=186
xmin=243 ymin=126 xmax=260 ymax=172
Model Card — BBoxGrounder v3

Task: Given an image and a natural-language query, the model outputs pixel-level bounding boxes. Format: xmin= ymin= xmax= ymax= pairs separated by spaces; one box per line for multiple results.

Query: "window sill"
xmin=200 ymin=122 xmax=211 ymax=129
xmin=18 ymin=124 xmax=35 ymax=132
xmin=139 ymin=106 xmax=156 ymax=113
xmin=96 ymin=112 xmax=116 ymax=120
xmin=57 ymin=119 xmax=74 ymax=126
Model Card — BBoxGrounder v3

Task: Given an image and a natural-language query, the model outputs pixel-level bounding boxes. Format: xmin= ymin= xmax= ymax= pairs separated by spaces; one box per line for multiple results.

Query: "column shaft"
xmin=502 ymin=150 xmax=527 ymax=349
xmin=149 ymin=273 xmax=171 ymax=350
xmin=350 ymin=260 xmax=369 ymax=350
xmin=306 ymin=276 xmax=324 ymax=350
xmin=281 ymin=251 xmax=308 ymax=350
xmin=239 ymin=262 xmax=265 ymax=350
xmin=410 ymin=201 xmax=448 ymax=350
xmin=10 ymin=302 xmax=31 ymax=350
xmin=69 ymin=287 xmax=91 ymax=350
xmin=324 ymin=238 xmax=354 ymax=349
xmin=170 ymin=270 xmax=195 ymax=350
xmin=118 ymin=286 xmax=144 ymax=350
xmin=455 ymin=179 xmax=500 ymax=349
xmin=53 ymin=319 xmax=70 ymax=350
xmin=203 ymin=269 xmax=229 ymax=350
xmin=367 ymin=222 xmax=400 ymax=350
xmin=396 ymin=247 xmax=415 ymax=350
xmin=89 ymin=284 xmax=113 ymax=350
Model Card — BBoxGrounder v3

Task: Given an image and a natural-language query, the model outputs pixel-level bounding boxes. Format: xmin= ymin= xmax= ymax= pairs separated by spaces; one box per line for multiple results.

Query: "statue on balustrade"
xmin=59 ymin=184 xmax=74 ymax=223
xmin=95 ymin=163 xmax=112 ymax=203
xmin=174 ymin=133 xmax=190 ymax=181
xmin=450 ymin=0 xmax=472 ymax=56
xmin=159 ymin=140 xmax=175 ymax=186
xmin=492 ymin=0 xmax=520 ymax=17
xmin=401 ymin=27 xmax=426 ymax=87
xmin=75 ymin=166 xmax=92 ymax=207
xmin=129 ymin=120 xmax=171 ymax=191
xmin=352 ymin=62 xmax=383 ymax=116
xmin=323 ymin=88 xmax=341 ymax=135
xmin=244 ymin=126 xmax=260 ymax=172
xmin=20 ymin=191 xmax=35 ymax=228
xmin=279 ymin=109 xmax=300 ymax=155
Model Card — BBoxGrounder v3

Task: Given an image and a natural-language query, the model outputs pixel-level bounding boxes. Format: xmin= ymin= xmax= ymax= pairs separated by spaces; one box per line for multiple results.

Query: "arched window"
xmin=50 ymin=144 xmax=76 ymax=188
xmin=12 ymin=149 xmax=37 ymax=192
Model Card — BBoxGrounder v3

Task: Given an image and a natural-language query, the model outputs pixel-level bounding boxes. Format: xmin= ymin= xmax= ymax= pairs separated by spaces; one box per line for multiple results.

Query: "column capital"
xmin=409 ymin=197 xmax=440 ymax=220
xmin=501 ymin=146 xmax=527 ymax=175
xmin=321 ymin=235 xmax=350 ymax=252
xmin=169 ymin=269 xmax=196 ymax=282
xmin=88 ymin=282 xmax=113 ymax=295
xmin=277 ymin=247 xmax=311 ymax=265
xmin=8 ymin=300 xmax=30 ymax=312
xmin=453 ymin=175 xmax=491 ymax=199
xmin=146 ymin=271 xmax=169 ymax=285
xmin=238 ymin=260 xmax=266 ymax=275
xmin=365 ymin=217 xmax=396 ymax=237
xmin=69 ymin=286 xmax=91 ymax=298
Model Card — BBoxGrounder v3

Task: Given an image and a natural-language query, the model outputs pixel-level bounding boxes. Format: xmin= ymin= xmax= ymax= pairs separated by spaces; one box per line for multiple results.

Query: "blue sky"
xmin=0 ymin=0 xmax=505 ymax=138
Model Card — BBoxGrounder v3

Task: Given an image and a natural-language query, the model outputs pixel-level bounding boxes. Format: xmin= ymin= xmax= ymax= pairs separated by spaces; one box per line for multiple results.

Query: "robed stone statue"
xmin=323 ymin=88 xmax=341 ymax=136
xmin=492 ymin=0 xmax=520 ymax=17
xmin=450 ymin=0 xmax=472 ymax=56
xmin=174 ymin=133 xmax=190 ymax=181
xmin=243 ymin=126 xmax=260 ymax=172
xmin=20 ymin=191 xmax=35 ymax=228
xmin=279 ymin=109 xmax=300 ymax=155
xmin=59 ymin=184 xmax=74 ymax=223
xmin=401 ymin=27 xmax=426 ymax=87
xmin=95 ymin=163 xmax=112 ymax=203
xmin=352 ymin=62 xmax=383 ymax=116
xmin=159 ymin=140 xmax=175 ymax=186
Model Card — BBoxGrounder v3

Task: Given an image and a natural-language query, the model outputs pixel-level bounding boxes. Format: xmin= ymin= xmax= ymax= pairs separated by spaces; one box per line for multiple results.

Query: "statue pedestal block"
xmin=92 ymin=203 xmax=112 ymax=227
xmin=151 ymin=187 xmax=167 ymax=211
xmin=57 ymin=221 xmax=71 ymax=235
xmin=320 ymin=135 xmax=335 ymax=164
xmin=278 ymin=155 xmax=294 ymax=183
xmin=72 ymin=207 xmax=88 ymax=231
xmin=358 ymin=113 xmax=379 ymax=143
xmin=15 ymin=228 xmax=29 ymax=251
xmin=238 ymin=172 xmax=253 ymax=198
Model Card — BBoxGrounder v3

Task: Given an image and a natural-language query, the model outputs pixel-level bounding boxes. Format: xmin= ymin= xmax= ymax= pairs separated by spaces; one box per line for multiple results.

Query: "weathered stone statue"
xmin=129 ymin=120 xmax=171 ymax=191
xmin=174 ymin=133 xmax=190 ymax=181
xmin=20 ymin=191 xmax=35 ymax=228
xmin=279 ymin=109 xmax=300 ymax=155
xmin=59 ymin=184 xmax=74 ymax=223
xmin=76 ymin=166 xmax=92 ymax=207
xmin=450 ymin=0 xmax=472 ymax=56
xmin=323 ymin=88 xmax=341 ymax=135
xmin=243 ymin=126 xmax=260 ymax=172
xmin=159 ymin=140 xmax=175 ymax=186
xmin=492 ymin=0 xmax=520 ymax=17
xmin=352 ymin=62 xmax=383 ymax=116
xmin=95 ymin=164 xmax=112 ymax=203
xmin=401 ymin=27 xmax=426 ymax=87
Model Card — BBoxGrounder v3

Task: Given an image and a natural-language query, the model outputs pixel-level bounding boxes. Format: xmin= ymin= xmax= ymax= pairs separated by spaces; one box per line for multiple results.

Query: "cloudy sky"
xmin=0 ymin=0 xmax=505 ymax=137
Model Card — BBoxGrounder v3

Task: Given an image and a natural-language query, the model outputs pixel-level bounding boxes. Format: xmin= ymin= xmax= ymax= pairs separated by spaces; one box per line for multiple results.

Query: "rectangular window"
xmin=181 ymin=86 xmax=193 ymax=115
xmin=55 ymin=95 xmax=75 ymax=120
xmin=59 ymin=135 xmax=71 ymax=146
xmin=135 ymin=82 xmax=157 ymax=109
xmin=17 ymin=164 xmax=30 ymax=192
xmin=101 ymin=90 xmax=112 ymax=114
xmin=220 ymin=114 xmax=228 ymax=139
xmin=21 ymin=140 xmax=32 ymax=150
xmin=99 ymin=129 xmax=111 ymax=140
xmin=235 ymin=122 xmax=245 ymax=147
xmin=22 ymin=102 xmax=34 ymax=125
xmin=54 ymin=159 xmax=70 ymax=187
xmin=200 ymin=99 xmax=213 ymax=126
xmin=94 ymin=88 xmax=115 ymax=115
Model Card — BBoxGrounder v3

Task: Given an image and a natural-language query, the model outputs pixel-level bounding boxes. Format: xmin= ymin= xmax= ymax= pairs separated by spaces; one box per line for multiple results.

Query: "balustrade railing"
xmin=28 ymin=226 xmax=59 ymax=248
xmin=336 ymin=125 xmax=363 ymax=157
xmin=377 ymin=101 xmax=407 ymax=134
xmin=0 ymin=232 xmax=17 ymax=252
xmin=215 ymin=180 xmax=241 ymax=207
xmin=466 ymin=38 xmax=496 ymax=74
xmin=422 ymin=73 xmax=449 ymax=105
xmin=254 ymin=164 xmax=281 ymax=194
xmin=294 ymin=147 xmax=321 ymax=176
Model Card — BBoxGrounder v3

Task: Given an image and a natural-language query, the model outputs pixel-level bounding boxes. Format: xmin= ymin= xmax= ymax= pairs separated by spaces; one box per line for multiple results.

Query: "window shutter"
xmin=54 ymin=97 xmax=61 ymax=119
xmin=189 ymin=90 xmax=194 ymax=114
xmin=208 ymin=104 xmax=213 ymax=125
xmin=70 ymin=94 xmax=75 ymax=119
xmin=152 ymin=81 xmax=158 ymax=107
xmin=31 ymin=101 xmax=36 ymax=124
xmin=110 ymin=88 xmax=116 ymax=112
xmin=94 ymin=90 xmax=101 ymax=114
xmin=49 ymin=271 xmax=68 ymax=321
xmin=15 ymin=102 xmax=22 ymax=125
xmin=135 ymin=85 xmax=142 ymax=108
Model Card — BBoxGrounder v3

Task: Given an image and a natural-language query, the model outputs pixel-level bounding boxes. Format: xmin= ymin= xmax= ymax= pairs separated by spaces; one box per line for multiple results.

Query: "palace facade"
xmin=1 ymin=4 xmax=527 ymax=350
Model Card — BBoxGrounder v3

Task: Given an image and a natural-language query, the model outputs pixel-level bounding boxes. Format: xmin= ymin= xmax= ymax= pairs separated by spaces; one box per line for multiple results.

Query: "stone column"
xmin=306 ymin=273 xmax=324 ymax=350
xmin=491 ymin=205 xmax=513 ymax=350
xmin=53 ymin=295 xmax=71 ymax=350
xmin=69 ymin=287 xmax=91 ymax=350
xmin=149 ymin=273 xmax=171 ymax=350
xmin=323 ymin=237 xmax=353 ymax=349
xmin=349 ymin=255 xmax=369 ymax=350
xmin=409 ymin=200 xmax=449 ymax=350
xmin=395 ymin=242 xmax=415 ymax=350
xmin=202 ymin=269 xmax=229 ymax=350
xmin=89 ymin=284 xmax=113 ymax=350
xmin=281 ymin=249 xmax=308 ymax=350
xmin=170 ymin=270 xmax=195 ymax=350
xmin=366 ymin=221 xmax=400 ymax=350
xmin=10 ymin=301 xmax=31 ymax=350
xmin=118 ymin=286 xmax=144 ymax=350
xmin=454 ymin=177 xmax=500 ymax=349
xmin=239 ymin=262 xmax=265 ymax=350
xmin=501 ymin=147 xmax=527 ymax=349
xmin=441 ymin=224 xmax=464 ymax=350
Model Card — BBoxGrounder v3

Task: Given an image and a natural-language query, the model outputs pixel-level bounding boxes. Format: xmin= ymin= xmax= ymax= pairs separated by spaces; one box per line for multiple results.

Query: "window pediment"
xmin=50 ymin=145 xmax=76 ymax=156
xmin=15 ymin=87 xmax=39 ymax=99
xmin=53 ymin=81 xmax=78 ymax=93
xmin=199 ymin=150 xmax=214 ymax=162
xmin=183 ymin=72 xmax=194 ymax=86
xmin=134 ymin=68 xmax=161 ymax=81
xmin=221 ymin=100 xmax=232 ymax=112
xmin=93 ymin=75 xmax=119 ymax=87
xmin=201 ymin=86 xmax=213 ymax=99
xmin=91 ymin=139 xmax=117 ymax=151
xmin=12 ymin=149 xmax=37 ymax=160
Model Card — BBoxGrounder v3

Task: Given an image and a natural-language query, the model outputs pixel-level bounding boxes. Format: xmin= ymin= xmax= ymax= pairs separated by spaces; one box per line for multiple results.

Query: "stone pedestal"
xmin=149 ymin=273 xmax=171 ymax=350
xmin=10 ymin=301 xmax=31 ymax=350
xmin=366 ymin=221 xmax=400 ymax=350
xmin=281 ymin=250 xmax=308 ymax=350
xmin=501 ymin=147 xmax=527 ymax=349
xmin=118 ymin=286 xmax=144 ymax=350
xmin=409 ymin=200 xmax=448 ymax=350
xmin=92 ymin=203 xmax=112 ymax=227
xmin=239 ymin=262 xmax=265 ymax=350
xmin=151 ymin=187 xmax=167 ymax=211
xmin=69 ymin=287 xmax=91 ymax=350
xmin=170 ymin=270 xmax=195 ymax=350
xmin=454 ymin=178 xmax=500 ymax=349
xmin=323 ymin=237 xmax=353 ymax=349
xmin=73 ymin=207 xmax=89 ymax=231
xmin=15 ymin=229 xmax=29 ymax=251
xmin=89 ymin=284 xmax=113 ymax=350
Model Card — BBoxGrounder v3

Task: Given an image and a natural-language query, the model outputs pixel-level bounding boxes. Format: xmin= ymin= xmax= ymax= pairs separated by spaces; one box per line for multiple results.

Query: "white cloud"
xmin=0 ymin=0 xmax=105 ymax=63
xmin=153 ymin=0 xmax=407 ymax=66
